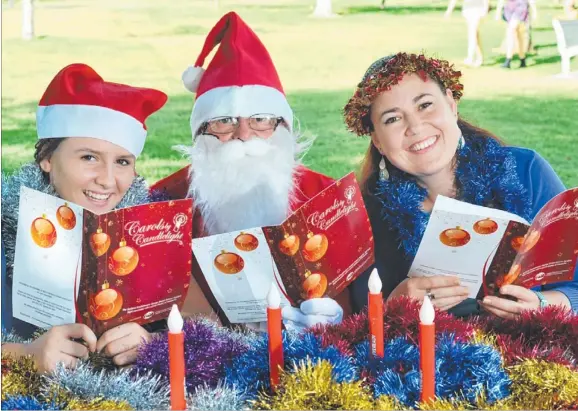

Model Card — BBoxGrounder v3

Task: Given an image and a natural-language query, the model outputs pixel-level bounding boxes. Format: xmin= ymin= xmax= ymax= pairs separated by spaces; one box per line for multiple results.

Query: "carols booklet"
xmin=12 ymin=186 xmax=193 ymax=335
xmin=409 ymin=188 xmax=578 ymax=298
xmin=192 ymin=172 xmax=375 ymax=324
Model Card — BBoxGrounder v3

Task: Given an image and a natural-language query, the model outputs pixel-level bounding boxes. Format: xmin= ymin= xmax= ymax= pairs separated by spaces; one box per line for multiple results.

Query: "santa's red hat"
xmin=182 ymin=12 xmax=293 ymax=136
xmin=37 ymin=63 xmax=167 ymax=157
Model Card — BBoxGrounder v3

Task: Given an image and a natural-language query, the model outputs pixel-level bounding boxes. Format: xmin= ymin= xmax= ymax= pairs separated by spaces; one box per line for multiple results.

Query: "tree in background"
xmin=313 ymin=0 xmax=335 ymax=17
xmin=22 ymin=0 xmax=34 ymax=40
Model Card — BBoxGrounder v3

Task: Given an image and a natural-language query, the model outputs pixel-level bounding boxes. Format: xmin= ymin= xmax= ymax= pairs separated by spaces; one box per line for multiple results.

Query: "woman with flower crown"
xmin=345 ymin=52 xmax=578 ymax=319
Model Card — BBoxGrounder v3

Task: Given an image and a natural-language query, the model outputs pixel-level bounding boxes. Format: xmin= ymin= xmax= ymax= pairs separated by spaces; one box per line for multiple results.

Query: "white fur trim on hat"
xmin=182 ymin=66 xmax=206 ymax=93
xmin=36 ymin=104 xmax=147 ymax=157
xmin=190 ymin=85 xmax=293 ymax=137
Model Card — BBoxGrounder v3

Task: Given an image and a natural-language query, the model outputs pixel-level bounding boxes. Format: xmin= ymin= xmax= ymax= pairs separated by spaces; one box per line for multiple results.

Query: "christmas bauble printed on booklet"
xmin=56 ymin=203 xmax=76 ymax=230
xmin=497 ymin=264 xmax=521 ymax=287
xmin=302 ymin=232 xmax=329 ymax=262
xmin=278 ymin=233 xmax=300 ymax=256
xmin=439 ymin=226 xmax=471 ymax=247
xmin=108 ymin=239 xmax=139 ymax=276
xmin=234 ymin=232 xmax=259 ymax=252
xmin=520 ymin=229 xmax=541 ymax=253
xmin=473 ymin=218 xmax=498 ymax=235
xmin=90 ymin=227 xmax=111 ymax=257
xmin=214 ymin=250 xmax=244 ymax=274
xmin=511 ymin=236 xmax=525 ymax=252
xmin=302 ymin=270 xmax=328 ymax=299
xmin=89 ymin=281 xmax=123 ymax=321
xmin=31 ymin=214 xmax=57 ymax=248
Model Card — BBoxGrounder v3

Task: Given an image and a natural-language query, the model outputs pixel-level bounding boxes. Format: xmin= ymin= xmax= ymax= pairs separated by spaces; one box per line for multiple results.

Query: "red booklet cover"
xmin=192 ymin=172 xmax=375 ymax=324
xmin=485 ymin=188 xmax=578 ymax=295
xmin=12 ymin=186 xmax=193 ymax=335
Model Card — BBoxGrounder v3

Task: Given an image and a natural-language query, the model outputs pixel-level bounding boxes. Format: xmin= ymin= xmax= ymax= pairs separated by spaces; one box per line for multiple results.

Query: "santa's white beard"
xmin=188 ymin=128 xmax=302 ymax=236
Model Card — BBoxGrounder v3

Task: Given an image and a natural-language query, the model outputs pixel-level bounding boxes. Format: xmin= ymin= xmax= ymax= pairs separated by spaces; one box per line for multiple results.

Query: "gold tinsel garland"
xmin=418 ymin=394 xmax=511 ymax=411
xmin=44 ymin=385 xmax=133 ymax=410
xmin=468 ymin=329 xmax=499 ymax=349
xmin=506 ymin=359 xmax=578 ymax=410
xmin=375 ymin=395 xmax=407 ymax=410
xmin=61 ymin=397 xmax=133 ymax=410
xmin=253 ymin=360 xmax=375 ymax=410
xmin=1 ymin=354 xmax=42 ymax=400
xmin=1 ymin=354 xmax=132 ymax=410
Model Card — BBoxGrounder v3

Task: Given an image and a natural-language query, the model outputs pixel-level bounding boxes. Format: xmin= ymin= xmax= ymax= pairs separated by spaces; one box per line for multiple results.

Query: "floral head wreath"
xmin=343 ymin=52 xmax=464 ymax=136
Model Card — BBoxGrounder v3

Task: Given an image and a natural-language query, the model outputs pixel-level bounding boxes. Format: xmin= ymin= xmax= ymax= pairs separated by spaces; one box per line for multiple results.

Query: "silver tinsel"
xmin=41 ymin=360 xmax=170 ymax=410
xmin=188 ymin=381 xmax=249 ymax=411
xmin=1 ymin=329 xmax=32 ymax=344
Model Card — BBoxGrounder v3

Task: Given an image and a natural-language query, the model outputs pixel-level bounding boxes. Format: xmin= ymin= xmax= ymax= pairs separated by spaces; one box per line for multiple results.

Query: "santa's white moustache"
xmin=188 ymin=128 xmax=296 ymax=195
xmin=179 ymin=127 xmax=303 ymax=235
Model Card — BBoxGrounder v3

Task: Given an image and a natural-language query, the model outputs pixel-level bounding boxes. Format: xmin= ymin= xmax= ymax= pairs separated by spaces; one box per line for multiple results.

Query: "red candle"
xmin=266 ymin=282 xmax=284 ymax=390
xmin=168 ymin=304 xmax=186 ymax=410
xmin=419 ymin=295 xmax=436 ymax=403
xmin=368 ymin=268 xmax=384 ymax=358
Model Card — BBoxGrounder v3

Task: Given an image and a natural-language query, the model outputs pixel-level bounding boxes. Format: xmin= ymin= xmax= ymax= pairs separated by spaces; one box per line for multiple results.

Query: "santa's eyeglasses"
xmin=199 ymin=114 xmax=284 ymax=136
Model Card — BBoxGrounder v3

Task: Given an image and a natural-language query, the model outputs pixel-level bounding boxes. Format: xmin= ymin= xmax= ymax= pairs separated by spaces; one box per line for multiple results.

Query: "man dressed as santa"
xmin=152 ymin=12 xmax=346 ymax=332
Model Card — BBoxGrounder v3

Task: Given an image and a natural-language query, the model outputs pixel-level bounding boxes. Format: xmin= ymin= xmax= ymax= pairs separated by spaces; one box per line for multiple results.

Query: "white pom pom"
xmin=182 ymin=66 xmax=205 ymax=93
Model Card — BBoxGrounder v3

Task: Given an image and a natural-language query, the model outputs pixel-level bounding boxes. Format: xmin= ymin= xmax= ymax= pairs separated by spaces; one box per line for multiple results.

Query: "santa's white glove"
xmin=281 ymin=298 xmax=343 ymax=333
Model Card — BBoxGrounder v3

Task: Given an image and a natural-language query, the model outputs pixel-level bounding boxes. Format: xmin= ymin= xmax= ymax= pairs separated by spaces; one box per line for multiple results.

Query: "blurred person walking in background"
xmin=446 ymin=0 xmax=490 ymax=67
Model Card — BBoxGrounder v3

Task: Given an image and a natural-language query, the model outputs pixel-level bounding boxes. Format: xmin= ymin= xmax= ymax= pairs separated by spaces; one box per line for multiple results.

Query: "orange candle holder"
xmin=266 ymin=283 xmax=284 ymax=391
xmin=419 ymin=296 xmax=436 ymax=404
xmin=168 ymin=305 xmax=186 ymax=410
xmin=368 ymin=292 xmax=384 ymax=357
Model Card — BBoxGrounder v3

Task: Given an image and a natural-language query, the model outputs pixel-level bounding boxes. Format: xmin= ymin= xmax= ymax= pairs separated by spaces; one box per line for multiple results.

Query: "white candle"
xmin=368 ymin=268 xmax=382 ymax=294
xmin=267 ymin=282 xmax=281 ymax=309
xmin=168 ymin=303 xmax=184 ymax=333
xmin=419 ymin=295 xmax=435 ymax=325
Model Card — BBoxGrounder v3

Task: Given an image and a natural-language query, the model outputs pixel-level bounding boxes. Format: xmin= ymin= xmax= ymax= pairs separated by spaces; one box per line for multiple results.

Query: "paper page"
xmin=433 ymin=195 xmax=530 ymax=225
xmin=12 ymin=187 xmax=84 ymax=328
xmin=192 ymin=227 xmax=291 ymax=324
xmin=409 ymin=209 xmax=515 ymax=298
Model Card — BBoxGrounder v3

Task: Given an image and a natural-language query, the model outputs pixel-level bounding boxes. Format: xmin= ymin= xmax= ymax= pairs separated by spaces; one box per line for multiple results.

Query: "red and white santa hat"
xmin=182 ymin=12 xmax=293 ymax=136
xmin=37 ymin=63 xmax=168 ymax=157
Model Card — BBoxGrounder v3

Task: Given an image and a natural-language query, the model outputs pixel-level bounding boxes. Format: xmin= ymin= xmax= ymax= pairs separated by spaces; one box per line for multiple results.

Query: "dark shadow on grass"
xmin=343 ymin=5 xmax=449 ymax=15
xmin=533 ymin=55 xmax=562 ymax=65
xmin=533 ymin=26 xmax=554 ymax=32
xmin=534 ymin=42 xmax=558 ymax=50
xmin=2 ymin=91 xmax=576 ymax=187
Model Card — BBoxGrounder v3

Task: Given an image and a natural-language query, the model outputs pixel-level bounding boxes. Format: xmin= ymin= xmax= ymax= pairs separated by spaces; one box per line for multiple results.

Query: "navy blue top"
xmin=349 ymin=147 xmax=578 ymax=315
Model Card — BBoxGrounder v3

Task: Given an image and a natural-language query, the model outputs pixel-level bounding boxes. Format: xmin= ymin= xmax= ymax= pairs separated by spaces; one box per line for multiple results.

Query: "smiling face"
xmin=369 ymin=73 xmax=461 ymax=180
xmin=39 ymin=137 xmax=136 ymax=214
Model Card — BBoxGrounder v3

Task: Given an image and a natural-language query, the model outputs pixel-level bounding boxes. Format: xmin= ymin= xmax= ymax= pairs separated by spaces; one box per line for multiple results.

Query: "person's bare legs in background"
xmin=465 ymin=14 xmax=484 ymax=66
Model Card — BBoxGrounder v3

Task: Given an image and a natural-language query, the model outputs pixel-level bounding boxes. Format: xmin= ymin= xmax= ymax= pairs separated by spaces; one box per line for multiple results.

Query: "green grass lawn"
xmin=2 ymin=0 xmax=577 ymax=187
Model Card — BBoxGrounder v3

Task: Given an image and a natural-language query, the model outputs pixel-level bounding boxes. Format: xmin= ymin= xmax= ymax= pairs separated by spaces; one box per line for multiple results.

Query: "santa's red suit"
xmin=150 ymin=165 xmax=352 ymax=326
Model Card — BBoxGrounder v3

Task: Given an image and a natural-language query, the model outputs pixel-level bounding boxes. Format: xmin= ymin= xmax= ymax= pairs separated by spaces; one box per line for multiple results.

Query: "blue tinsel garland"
xmin=224 ymin=331 xmax=357 ymax=398
xmin=374 ymin=135 xmax=532 ymax=259
xmin=356 ymin=335 xmax=510 ymax=408
xmin=1 ymin=396 xmax=58 ymax=410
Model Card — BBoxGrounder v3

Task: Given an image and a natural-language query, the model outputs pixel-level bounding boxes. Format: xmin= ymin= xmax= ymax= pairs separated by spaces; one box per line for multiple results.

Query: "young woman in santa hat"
xmin=1 ymin=63 xmax=168 ymax=373
xmin=345 ymin=52 xmax=578 ymax=319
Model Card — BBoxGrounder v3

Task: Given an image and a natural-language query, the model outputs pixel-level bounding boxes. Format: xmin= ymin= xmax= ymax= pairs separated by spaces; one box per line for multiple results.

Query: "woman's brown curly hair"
xmin=34 ymin=138 xmax=65 ymax=182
